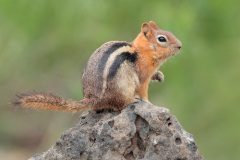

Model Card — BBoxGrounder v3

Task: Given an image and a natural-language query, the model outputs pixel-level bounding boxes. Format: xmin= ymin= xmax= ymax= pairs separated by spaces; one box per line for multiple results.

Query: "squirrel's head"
xmin=137 ymin=21 xmax=182 ymax=61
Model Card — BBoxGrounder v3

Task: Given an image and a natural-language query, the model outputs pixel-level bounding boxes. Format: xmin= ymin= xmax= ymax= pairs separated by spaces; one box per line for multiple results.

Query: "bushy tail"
xmin=14 ymin=92 xmax=89 ymax=112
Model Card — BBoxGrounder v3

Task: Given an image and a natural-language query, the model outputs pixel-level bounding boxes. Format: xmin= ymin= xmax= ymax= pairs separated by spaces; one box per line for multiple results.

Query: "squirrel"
xmin=14 ymin=21 xmax=182 ymax=112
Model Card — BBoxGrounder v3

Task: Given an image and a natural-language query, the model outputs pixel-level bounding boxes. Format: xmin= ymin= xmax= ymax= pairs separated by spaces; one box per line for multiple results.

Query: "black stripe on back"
xmin=108 ymin=52 xmax=137 ymax=80
xmin=98 ymin=42 xmax=131 ymax=72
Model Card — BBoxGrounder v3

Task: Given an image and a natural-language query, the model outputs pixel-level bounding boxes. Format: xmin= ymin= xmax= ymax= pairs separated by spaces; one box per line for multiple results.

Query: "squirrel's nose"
xmin=176 ymin=40 xmax=182 ymax=50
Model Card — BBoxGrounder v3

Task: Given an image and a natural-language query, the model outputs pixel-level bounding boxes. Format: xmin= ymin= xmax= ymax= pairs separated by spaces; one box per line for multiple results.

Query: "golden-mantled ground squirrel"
xmin=14 ymin=21 xmax=182 ymax=112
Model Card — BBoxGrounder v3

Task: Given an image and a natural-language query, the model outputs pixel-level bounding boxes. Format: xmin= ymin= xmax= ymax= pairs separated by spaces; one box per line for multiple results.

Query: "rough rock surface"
xmin=29 ymin=101 xmax=204 ymax=160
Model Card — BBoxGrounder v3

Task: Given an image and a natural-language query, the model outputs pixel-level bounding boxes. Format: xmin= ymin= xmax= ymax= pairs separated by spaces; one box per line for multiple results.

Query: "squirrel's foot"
xmin=151 ymin=71 xmax=164 ymax=82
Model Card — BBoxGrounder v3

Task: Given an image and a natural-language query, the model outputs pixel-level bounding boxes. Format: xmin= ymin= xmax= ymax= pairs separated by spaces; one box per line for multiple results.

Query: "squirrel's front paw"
xmin=151 ymin=71 xmax=164 ymax=82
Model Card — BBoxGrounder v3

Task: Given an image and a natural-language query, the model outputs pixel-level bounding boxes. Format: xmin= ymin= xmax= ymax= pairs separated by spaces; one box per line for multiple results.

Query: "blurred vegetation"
xmin=0 ymin=0 xmax=239 ymax=159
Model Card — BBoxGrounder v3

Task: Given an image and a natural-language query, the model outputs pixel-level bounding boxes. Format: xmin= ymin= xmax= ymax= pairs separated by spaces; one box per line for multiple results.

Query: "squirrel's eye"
xmin=158 ymin=36 xmax=167 ymax=42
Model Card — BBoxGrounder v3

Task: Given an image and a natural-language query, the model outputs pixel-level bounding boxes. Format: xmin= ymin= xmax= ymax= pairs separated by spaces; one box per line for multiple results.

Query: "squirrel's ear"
xmin=149 ymin=21 xmax=159 ymax=30
xmin=141 ymin=22 xmax=150 ymax=37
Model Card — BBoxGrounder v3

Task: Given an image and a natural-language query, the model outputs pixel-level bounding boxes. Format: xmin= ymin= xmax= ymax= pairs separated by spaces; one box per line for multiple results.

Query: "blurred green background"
xmin=0 ymin=0 xmax=239 ymax=159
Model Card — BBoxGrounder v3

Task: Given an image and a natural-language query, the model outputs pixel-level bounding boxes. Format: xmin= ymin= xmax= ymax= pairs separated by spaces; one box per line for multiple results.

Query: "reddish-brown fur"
xmin=132 ymin=21 xmax=181 ymax=101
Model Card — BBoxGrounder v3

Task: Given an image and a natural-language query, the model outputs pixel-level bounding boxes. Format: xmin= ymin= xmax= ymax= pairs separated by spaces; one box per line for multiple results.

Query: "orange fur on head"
xmin=149 ymin=21 xmax=160 ymax=30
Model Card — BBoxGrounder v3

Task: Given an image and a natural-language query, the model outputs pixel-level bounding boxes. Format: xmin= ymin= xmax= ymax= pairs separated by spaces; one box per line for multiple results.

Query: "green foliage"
xmin=0 ymin=0 xmax=239 ymax=159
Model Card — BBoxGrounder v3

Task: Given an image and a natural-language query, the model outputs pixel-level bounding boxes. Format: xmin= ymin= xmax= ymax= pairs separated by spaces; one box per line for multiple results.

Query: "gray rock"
xmin=29 ymin=101 xmax=204 ymax=160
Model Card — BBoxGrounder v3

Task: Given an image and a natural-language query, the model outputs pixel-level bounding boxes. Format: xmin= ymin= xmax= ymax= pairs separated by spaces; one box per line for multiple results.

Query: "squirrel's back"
xmin=82 ymin=41 xmax=138 ymax=110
